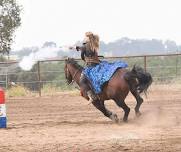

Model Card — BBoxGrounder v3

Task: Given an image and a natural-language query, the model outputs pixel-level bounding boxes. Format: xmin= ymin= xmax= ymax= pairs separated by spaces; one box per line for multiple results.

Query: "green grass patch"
xmin=6 ymin=85 xmax=30 ymax=97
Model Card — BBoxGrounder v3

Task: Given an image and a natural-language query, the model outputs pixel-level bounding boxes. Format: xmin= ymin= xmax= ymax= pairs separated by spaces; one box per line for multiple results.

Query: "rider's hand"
xmin=76 ymin=46 xmax=80 ymax=51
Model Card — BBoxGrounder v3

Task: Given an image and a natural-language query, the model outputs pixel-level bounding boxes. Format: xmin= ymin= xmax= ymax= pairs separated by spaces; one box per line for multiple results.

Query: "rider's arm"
xmin=75 ymin=44 xmax=86 ymax=61
xmin=81 ymin=50 xmax=85 ymax=61
xmin=76 ymin=45 xmax=86 ymax=52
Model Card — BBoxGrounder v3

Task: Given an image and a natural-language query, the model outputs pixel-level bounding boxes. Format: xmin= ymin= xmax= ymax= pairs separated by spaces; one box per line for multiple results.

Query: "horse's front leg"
xmin=92 ymin=100 xmax=119 ymax=123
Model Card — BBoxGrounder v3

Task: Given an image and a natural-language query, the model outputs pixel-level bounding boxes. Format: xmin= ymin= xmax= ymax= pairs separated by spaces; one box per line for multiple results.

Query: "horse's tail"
xmin=124 ymin=65 xmax=153 ymax=95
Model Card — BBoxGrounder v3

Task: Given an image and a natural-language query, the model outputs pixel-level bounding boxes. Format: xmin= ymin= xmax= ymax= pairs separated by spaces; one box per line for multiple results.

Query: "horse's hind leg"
xmin=131 ymin=90 xmax=143 ymax=117
xmin=114 ymin=99 xmax=130 ymax=122
xmin=92 ymin=101 xmax=119 ymax=123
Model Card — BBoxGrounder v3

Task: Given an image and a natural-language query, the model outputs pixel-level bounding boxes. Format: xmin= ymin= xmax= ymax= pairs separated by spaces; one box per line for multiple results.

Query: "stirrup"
xmin=87 ymin=91 xmax=97 ymax=101
xmin=87 ymin=98 xmax=97 ymax=105
xmin=87 ymin=91 xmax=97 ymax=105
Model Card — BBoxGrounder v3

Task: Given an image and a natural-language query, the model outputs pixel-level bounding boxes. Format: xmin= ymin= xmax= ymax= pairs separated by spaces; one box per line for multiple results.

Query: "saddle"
xmin=83 ymin=60 xmax=128 ymax=94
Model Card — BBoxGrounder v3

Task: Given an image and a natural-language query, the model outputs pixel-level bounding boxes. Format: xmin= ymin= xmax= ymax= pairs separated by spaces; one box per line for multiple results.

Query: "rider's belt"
xmin=85 ymin=56 xmax=100 ymax=64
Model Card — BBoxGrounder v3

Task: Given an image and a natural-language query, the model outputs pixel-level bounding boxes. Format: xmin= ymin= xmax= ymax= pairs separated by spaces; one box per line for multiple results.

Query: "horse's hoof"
xmin=110 ymin=114 xmax=119 ymax=123
xmin=136 ymin=111 xmax=142 ymax=117
xmin=123 ymin=117 xmax=128 ymax=122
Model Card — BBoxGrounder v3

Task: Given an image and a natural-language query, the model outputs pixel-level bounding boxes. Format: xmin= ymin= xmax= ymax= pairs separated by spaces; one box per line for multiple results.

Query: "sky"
xmin=12 ymin=0 xmax=181 ymax=50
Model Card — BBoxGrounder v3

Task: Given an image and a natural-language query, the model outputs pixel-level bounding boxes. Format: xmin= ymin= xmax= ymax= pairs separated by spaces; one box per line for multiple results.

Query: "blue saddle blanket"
xmin=83 ymin=60 xmax=128 ymax=94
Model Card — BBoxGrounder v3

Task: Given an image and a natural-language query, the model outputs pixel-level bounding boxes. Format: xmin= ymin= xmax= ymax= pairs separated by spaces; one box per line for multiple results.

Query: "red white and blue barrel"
xmin=0 ymin=88 xmax=6 ymax=128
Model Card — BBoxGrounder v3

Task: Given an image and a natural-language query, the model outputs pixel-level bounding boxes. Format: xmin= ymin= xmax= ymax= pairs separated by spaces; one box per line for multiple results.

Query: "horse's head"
xmin=64 ymin=58 xmax=83 ymax=85
xmin=64 ymin=58 xmax=73 ymax=84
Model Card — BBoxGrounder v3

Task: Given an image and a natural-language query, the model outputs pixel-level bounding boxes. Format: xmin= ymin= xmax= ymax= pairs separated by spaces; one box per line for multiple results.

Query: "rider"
xmin=75 ymin=32 xmax=100 ymax=102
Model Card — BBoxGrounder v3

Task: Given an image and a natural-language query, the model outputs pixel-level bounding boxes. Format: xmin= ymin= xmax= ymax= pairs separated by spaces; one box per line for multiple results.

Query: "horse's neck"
xmin=71 ymin=66 xmax=82 ymax=85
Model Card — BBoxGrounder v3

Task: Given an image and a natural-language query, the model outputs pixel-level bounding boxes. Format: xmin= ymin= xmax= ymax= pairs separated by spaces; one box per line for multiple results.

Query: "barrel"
xmin=0 ymin=88 xmax=6 ymax=128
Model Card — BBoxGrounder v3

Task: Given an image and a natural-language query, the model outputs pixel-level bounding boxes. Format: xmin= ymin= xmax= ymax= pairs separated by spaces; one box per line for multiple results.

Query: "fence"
xmin=0 ymin=53 xmax=181 ymax=97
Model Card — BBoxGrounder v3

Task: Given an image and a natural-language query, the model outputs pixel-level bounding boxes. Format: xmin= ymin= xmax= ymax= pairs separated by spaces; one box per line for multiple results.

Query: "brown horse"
xmin=64 ymin=58 xmax=152 ymax=122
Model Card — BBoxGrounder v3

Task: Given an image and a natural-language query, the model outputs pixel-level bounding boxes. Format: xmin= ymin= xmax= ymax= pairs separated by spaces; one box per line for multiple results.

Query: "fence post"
xmin=176 ymin=54 xmax=178 ymax=77
xmin=37 ymin=61 xmax=41 ymax=97
xmin=5 ymin=67 xmax=8 ymax=89
xmin=144 ymin=56 xmax=147 ymax=72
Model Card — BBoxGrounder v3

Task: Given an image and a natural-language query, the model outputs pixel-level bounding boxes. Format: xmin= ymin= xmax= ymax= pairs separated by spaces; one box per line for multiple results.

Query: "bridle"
xmin=68 ymin=69 xmax=80 ymax=85
xmin=65 ymin=64 xmax=80 ymax=85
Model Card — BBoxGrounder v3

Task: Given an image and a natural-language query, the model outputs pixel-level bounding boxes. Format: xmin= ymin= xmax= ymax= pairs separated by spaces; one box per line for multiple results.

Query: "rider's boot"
xmin=87 ymin=90 xmax=98 ymax=102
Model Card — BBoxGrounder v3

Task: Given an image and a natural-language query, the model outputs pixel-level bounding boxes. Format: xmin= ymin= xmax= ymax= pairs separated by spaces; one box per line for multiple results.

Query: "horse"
xmin=64 ymin=58 xmax=152 ymax=122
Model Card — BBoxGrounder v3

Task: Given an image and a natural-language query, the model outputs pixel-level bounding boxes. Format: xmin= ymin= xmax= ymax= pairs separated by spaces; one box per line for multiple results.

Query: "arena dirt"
xmin=0 ymin=85 xmax=181 ymax=152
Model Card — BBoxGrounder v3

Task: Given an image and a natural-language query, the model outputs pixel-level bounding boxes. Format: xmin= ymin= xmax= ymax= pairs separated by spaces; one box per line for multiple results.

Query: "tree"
xmin=0 ymin=0 xmax=21 ymax=54
xmin=42 ymin=41 xmax=57 ymax=48
xmin=164 ymin=40 xmax=178 ymax=52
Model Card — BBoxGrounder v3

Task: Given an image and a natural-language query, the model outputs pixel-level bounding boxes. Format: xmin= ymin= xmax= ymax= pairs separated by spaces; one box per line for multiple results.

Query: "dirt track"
xmin=0 ymin=85 xmax=181 ymax=152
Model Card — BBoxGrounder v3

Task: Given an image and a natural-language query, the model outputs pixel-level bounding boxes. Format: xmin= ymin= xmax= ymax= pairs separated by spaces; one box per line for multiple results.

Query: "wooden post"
xmin=5 ymin=75 xmax=8 ymax=89
xmin=144 ymin=56 xmax=147 ymax=72
xmin=5 ymin=67 xmax=8 ymax=89
xmin=37 ymin=61 xmax=41 ymax=97
xmin=176 ymin=54 xmax=178 ymax=77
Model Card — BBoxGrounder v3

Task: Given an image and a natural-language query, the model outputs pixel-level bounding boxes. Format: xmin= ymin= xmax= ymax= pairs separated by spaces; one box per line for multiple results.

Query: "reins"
xmin=67 ymin=67 xmax=81 ymax=86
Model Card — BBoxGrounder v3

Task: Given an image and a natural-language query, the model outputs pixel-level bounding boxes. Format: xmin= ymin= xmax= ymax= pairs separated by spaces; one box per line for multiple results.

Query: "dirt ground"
xmin=0 ymin=85 xmax=181 ymax=152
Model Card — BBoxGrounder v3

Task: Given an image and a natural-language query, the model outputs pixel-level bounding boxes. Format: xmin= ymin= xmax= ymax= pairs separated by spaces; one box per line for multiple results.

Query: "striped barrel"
xmin=0 ymin=88 xmax=6 ymax=128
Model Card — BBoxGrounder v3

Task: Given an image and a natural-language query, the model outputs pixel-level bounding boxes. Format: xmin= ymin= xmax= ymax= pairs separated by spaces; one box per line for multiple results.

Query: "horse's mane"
xmin=65 ymin=58 xmax=84 ymax=70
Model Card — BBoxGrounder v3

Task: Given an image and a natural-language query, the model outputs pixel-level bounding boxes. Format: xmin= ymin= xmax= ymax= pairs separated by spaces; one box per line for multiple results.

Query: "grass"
xmin=6 ymin=85 xmax=31 ymax=97
xmin=41 ymin=83 xmax=78 ymax=96
xmin=6 ymin=83 xmax=80 ymax=98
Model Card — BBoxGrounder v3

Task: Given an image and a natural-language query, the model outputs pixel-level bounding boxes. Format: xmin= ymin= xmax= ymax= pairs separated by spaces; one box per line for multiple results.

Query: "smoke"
xmin=19 ymin=46 xmax=70 ymax=71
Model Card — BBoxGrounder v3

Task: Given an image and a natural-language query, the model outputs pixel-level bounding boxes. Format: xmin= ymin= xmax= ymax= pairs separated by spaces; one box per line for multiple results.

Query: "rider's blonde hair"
xmin=85 ymin=32 xmax=99 ymax=52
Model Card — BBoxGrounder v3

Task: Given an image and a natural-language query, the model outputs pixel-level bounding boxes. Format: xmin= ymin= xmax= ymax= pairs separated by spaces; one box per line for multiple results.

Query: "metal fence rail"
xmin=0 ymin=53 xmax=180 ymax=96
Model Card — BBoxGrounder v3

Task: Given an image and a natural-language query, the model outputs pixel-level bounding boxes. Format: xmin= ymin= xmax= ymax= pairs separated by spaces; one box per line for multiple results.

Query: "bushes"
xmin=6 ymin=85 xmax=30 ymax=97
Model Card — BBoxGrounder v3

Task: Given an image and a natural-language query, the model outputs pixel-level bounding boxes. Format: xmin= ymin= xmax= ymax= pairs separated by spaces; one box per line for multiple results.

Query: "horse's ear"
xmin=65 ymin=57 xmax=69 ymax=62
